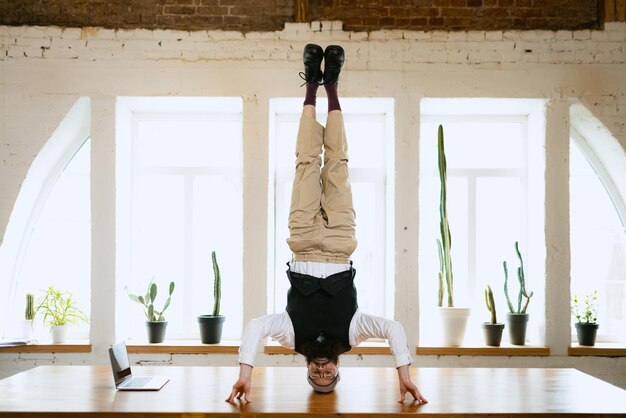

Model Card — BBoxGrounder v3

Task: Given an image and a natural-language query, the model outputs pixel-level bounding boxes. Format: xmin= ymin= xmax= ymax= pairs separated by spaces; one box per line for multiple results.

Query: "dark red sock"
xmin=303 ymin=82 xmax=319 ymax=107
xmin=325 ymin=83 xmax=341 ymax=112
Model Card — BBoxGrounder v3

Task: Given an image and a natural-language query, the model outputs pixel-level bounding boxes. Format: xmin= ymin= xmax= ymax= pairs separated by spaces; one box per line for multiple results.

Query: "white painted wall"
xmin=1 ymin=22 xmax=625 ymax=389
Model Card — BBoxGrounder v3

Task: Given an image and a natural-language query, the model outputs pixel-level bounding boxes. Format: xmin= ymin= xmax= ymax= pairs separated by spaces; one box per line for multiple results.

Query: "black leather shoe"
xmin=300 ymin=44 xmax=324 ymax=85
xmin=323 ymin=45 xmax=345 ymax=85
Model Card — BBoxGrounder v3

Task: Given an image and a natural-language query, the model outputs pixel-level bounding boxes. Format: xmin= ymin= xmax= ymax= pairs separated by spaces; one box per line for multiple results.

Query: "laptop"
xmin=108 ymin=342 xmax=169 ymax=391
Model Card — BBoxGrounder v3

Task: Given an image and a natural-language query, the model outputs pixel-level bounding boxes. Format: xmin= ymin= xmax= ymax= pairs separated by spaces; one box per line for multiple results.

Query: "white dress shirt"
xmin=238 ymin=261 xmax=413 ymax=368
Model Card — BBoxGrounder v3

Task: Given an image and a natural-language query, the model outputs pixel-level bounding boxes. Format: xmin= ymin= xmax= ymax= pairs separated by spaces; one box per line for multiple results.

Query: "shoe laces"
xmin=299 ymin=72 xmax=324 ymax=87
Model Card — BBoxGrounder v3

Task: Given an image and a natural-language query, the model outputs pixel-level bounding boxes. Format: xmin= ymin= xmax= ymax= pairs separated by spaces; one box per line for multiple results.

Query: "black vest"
xmin=285 ymin=264 xmax=358 ymax=355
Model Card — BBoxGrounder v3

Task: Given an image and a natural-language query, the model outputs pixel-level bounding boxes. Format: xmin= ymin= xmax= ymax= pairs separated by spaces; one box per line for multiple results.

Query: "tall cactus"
xmin=25 ymin=293 xmax=35 ymax=321
xmin=503 ymin=241 xmax=533 ymax=314
xmin=484 ymin=285 xmax=497 ymax=324
xmin=437 ymin=124 xmax=454 ymax=307
xmin=212 ymin=251 xmax=221 ymax=316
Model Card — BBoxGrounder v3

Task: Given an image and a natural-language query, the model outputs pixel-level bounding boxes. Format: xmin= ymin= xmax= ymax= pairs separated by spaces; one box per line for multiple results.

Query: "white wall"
xmin=1 ymin=22 xmax=625 ymax=389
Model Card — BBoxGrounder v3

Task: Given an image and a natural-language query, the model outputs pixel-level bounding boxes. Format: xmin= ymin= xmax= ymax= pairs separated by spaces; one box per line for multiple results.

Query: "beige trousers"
xmin=287 ymin=110 xmax=357 ymax=264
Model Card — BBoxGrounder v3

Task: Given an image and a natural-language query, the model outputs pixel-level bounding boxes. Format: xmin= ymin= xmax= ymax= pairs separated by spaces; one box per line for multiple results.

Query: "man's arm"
xmin=226 ymin=312 xmax=293 ymax=403
xmin=350 ymin=312 xmax=428 ymax=403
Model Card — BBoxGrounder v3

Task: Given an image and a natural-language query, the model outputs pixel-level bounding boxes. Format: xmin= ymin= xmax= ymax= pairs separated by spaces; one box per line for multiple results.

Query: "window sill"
xmin=125 ymin=340 xmax=240 ymax=354
xmin=264 ymin=340 xmax=391 ymax=355
xmin=416 ymin=345 xmax=550 ymax=356
xmin=0 ymin=341 xmax=92 ymax=353
xmin=568 ymin=343 xmax=626 ymax=357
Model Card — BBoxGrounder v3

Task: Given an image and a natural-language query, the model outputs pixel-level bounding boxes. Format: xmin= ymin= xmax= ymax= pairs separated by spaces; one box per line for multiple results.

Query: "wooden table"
xmin=0 ymin=366 xmax=625 ymax=417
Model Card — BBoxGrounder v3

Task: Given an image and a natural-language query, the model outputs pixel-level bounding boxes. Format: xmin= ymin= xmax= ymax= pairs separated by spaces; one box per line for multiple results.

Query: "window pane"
xmin=570 ymin=140 xmax=626 ymax=341
xmin=475 ymin=177 xmax=524 ymax=327
xmin=274 ymin=117 xmax=299 ymax=170
xmin=344 ymin=115 xmax=386 ymax=169
xmin=138 ymin=118 xmax=242 ymax=168
xmin=192 ymin=175 xmax=243 ymax=339
xmin=13 ymin=139 xmax=91 ymax=340
xmin=421 ymin=121 xmax=524 ymax=170
xmin=132 ymin=175 xmax=185 ymax=277
xmin=127 ymin=175 xmax=185 ymax=339
xmin=352 ymin=181 xmax=384 ymax=315
xmin=272 ymin=179 xmax=293 ymax=313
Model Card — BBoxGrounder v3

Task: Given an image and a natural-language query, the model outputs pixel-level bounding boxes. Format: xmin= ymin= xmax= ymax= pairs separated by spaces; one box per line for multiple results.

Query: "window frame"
xmin=0 ymin=97 xmax=92 ymax=340
xmin=418 ymin=98 xmax=547 ymax=346
xmin=115 ymin=96 xmax=244 ymax=341
xmin=569 ymin=126 xmax=626 ymax=343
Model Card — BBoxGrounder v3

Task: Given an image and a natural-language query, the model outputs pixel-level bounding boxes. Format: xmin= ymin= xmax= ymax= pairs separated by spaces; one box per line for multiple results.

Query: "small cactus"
xmin=503 ymin=241 xmax=533 ymax=314
xmin=212 ymin=251 xmax=221 ymax=317
xmin=127 ymin=280 xmax=175 ymax=321
xmin=484 ymin=285 xmax=497 ymax=324
xmin=25 ymin=293 xmax=35 ymax=321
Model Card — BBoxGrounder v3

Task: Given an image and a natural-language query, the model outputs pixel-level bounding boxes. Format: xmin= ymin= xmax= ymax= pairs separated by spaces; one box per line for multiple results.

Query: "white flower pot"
xmin=438 ymin=307 xmax=470 ymax=347
xmin=20 ymin=320 xmax=35 ymax=340
xmin=51 ymin=325 xmax=68 ymax=343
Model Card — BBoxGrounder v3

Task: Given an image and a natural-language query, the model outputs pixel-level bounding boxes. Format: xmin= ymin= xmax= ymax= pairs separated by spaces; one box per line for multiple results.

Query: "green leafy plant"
xmin=35 ymin=286 xmax=88 ymax=327
xmin=571 ymin=290 xmax=598 ymax=324
xmin=211 ymin=251 xmax=221 ymax=316
xmin=503 ymin=241 xmax=533 ymax=314
xmin=436 ymin=124 xmax=454 ymax=308
xmin=127 ymin=279 xmax=175 ymax=322
xmin=484 ymin=285 xmax=498 ymax=324
xmin=25 ymin=293 xmax=35 ymax=321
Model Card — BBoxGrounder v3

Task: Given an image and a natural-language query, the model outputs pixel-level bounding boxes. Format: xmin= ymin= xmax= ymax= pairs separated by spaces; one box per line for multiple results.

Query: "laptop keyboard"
xmin=123 ymin=376 xmax=152 ymax=388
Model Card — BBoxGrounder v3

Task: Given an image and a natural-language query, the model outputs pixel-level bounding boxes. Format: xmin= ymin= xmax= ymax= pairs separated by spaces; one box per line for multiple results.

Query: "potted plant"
xmin=35 ymin=286 xmax=88 ymax=343
xmin=20 ymin=293 xmax=36 ymax=340
xmin=127 ymin=280 xmax=175 ymax=343
xmin=571 ymin=290 xmax=599 ymax=346
xmin=436 ymin=124 xmax=470 ymax=346
xmin=503 ymin=241 xmax=533 ymax=345
xmin=482 ymin=284 xmax=505 ymax=347
xmin=197 ymin=251 xmax=225 ymax=344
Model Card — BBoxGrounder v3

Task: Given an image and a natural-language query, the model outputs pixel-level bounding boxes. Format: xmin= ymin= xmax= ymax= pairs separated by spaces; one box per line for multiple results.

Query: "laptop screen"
xmin=109 ymin=342 xmax=132 ymax=384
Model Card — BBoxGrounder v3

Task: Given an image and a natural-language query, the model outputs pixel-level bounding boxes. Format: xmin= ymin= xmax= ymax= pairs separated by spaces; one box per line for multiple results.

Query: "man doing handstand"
xmin=226 ymin=44 xmax=428 ymax=404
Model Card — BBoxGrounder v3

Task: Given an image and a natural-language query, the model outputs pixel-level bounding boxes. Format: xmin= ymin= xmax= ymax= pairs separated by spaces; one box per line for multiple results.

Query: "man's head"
xmin=300 ymin=336 xmax=344 ymax=393
xmin=306 ymin=357 xmax=340 ymax=392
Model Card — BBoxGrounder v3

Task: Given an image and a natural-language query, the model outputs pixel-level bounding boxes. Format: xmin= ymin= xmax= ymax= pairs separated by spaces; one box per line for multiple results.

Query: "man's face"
xmin=307 ymin=357 xmax=339 ymax=386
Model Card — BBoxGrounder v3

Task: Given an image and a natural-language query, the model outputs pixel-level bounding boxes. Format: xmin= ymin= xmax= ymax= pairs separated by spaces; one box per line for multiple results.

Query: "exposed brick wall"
xmin=312 ymin=0 xmax=602 ymax=32
xmin=0 ymin=0 xmax=602 ymax=32
xmin=0 ymin=0 xmax=294 ymax=32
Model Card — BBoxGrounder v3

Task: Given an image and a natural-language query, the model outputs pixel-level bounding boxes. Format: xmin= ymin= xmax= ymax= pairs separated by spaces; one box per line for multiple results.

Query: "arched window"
xmin=0 ymin=98 xmax=91 ymax=341
xmin=570 ymin=104 xmax=626 ymax=343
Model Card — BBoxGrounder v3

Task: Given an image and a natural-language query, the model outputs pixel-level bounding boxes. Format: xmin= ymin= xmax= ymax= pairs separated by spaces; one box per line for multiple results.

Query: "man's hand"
xmin=396 ymin=365 xmax=428 ymax=404
xmin=226 ymin=364 xmax=253 ymax=403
